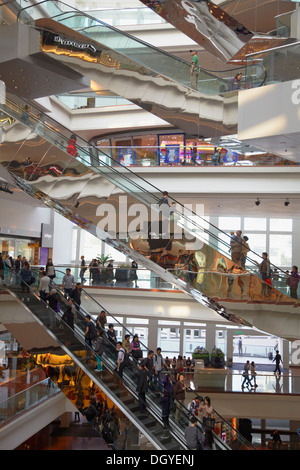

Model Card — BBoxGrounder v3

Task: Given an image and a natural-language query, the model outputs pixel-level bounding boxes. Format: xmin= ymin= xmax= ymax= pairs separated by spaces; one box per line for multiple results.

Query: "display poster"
xmin=160 ymin=145 xmax=180 ymax=165
xmin=223 ymin=149 xmax=239 ymax=163
xmin=118 ymin=147 xmax=134 ymax=166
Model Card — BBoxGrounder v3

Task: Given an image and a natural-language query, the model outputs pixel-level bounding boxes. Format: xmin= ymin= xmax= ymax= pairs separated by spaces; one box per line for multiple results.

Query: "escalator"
xmin=0 ymin=269 xmax=256 ymax=450
xmin=45 ymin=268 xmax=256 ymax=450
xmin=0 ymin=273 xmax=231 ymax=450
xmin=0 ymin=87 xmax=300 ymax=342
xmin=16 ymin=0 xmax=267 ymax=91
xmin=0 ymin=0 xmax=264 ymax=138
xmin=138 ymin=0 xmax=292 ymax=63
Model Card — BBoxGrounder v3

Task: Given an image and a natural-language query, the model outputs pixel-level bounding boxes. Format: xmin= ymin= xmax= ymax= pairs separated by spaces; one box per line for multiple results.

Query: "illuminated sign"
xmin=42 ymin=30 xmax=101 ymax=61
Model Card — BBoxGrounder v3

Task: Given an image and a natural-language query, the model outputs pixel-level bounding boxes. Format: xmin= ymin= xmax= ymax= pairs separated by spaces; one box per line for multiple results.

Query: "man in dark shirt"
xmin=141 ymin=350 xmax=155 ymax=388
xmin=107 ymin=324 xmax=117 ymax=345
xmin=136 ymin=363 xmax=148 ymax=414
xmin=273 ymin=350 xmax=283 ymax=375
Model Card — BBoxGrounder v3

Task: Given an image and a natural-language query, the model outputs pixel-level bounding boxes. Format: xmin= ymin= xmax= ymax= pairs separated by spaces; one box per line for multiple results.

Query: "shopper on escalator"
xmin=189 ymin=50 xmax=200 ymax=91
xmin=136 ymin=362 xmax=148 ymax=414
xmin=67 ymin=134 xmax=79 ymax=158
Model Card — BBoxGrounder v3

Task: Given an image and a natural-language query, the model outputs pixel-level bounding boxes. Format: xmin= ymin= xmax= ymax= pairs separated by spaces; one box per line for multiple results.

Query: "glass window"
xmin=215 ymin=329 xmax=227 ymax=359
xmin=126 ymin=318 xmax=149 ymax=325
xmin=269 ymin=234 xmax=292 ymax=267
xmin=158 ymin=320 xmax=181 ymax=325
xmin=218 ymin=217 xmax=241 ymax=231
xmin=133 ymin=135 xmax=158 ymax=167
xmin=270 ymin=219 xmax=292 ymax=232
xmin=157 ymin=328 xmax=180 ymax=357
xmin=244 ymin=234 xmax=267 ymax=264
xmin=244 ymin=218 xmax=266 ymax=231
xmin=183 ymin=328 xmax=206 ymax=356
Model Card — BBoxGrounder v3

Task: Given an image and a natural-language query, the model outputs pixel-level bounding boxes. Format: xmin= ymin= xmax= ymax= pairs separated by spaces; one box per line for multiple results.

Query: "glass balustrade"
xmin=16 ymin=0 xmax=266 ymax=94
xmin=0 ymin=378 xmax=60 ymax=427
xmin=246 ymin=41 xmax=300 ymax=85
xmin=0 ymin=86 xmax=298 ymax=327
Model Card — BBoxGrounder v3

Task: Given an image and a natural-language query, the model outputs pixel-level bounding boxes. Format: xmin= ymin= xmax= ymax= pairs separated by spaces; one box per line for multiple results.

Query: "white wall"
xmin=52 ymin=212 xmax=74 ymax=265
xmin=0 ymin=198 xmax=52 ymax=237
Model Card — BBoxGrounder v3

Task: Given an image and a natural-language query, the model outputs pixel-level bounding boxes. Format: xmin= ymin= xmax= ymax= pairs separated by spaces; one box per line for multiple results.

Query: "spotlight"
xmin=284 ymin=199 xmax=290 ymax=207
xmin=255 ymin=198 xmax=260 ymax=206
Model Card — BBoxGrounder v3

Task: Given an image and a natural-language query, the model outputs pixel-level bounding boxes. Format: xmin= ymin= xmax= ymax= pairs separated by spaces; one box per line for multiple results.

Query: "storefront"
xmin=0 ymin=236 xmax=38 ymax=264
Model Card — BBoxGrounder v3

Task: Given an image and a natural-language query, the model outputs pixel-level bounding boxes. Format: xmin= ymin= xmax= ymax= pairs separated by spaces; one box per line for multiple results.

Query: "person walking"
xmin=129 ymin=260 xmax=139 ymax=288
xmin=80 ymin=255 xmax=87 ymax=284
xmin=241 ymin=360 xmax=252 ymax=389
xmin=250 ymin=361 xmax=258 ymax=389
xmin=273 ymin=350 xmax=283 ymax=375
xmin=184 ymin=416 xmax=202 ymax=450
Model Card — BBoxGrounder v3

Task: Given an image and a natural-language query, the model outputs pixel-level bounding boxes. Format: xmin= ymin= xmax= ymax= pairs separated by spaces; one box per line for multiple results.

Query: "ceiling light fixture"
xmin=255 ymin=198 xmax=261 ymax=206
xmin=284 ymin=199 xmax=290 ymax=207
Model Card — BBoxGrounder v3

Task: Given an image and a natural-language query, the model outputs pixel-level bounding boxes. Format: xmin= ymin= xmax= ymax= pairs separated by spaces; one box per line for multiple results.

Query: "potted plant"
xmin=211 ymin=347 xmax=225 ymax=368
xmin=192 ymin=346 xmax=210 ymax=367
xmin=115 ymin=263 xmax=131 ymax=282
xmin=96 ymin=254 xmax=112 ymax=281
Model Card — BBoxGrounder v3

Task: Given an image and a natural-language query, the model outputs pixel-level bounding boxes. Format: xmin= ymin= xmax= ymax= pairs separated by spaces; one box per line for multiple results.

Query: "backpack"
xmin=120 ymin=347 xmax=130 ymax=366
xmin=88 ymin=322 xmax=97 ymax=340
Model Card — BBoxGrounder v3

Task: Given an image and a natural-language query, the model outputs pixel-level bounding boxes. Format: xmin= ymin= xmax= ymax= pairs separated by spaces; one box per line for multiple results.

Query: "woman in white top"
xmin=39 ymin=272 xmax=51 ymax=300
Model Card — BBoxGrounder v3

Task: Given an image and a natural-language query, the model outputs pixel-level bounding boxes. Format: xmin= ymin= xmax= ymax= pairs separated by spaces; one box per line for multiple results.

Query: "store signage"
xmin=41 ymin=223 xmax=53 ymax=248
xmin=42 ymin=30 xmax=101 ymax=59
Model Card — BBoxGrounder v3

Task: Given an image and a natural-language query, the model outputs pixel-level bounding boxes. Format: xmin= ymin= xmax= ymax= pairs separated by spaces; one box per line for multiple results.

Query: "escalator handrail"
xmin=16 ymin=0 xmax=267 ymax=88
